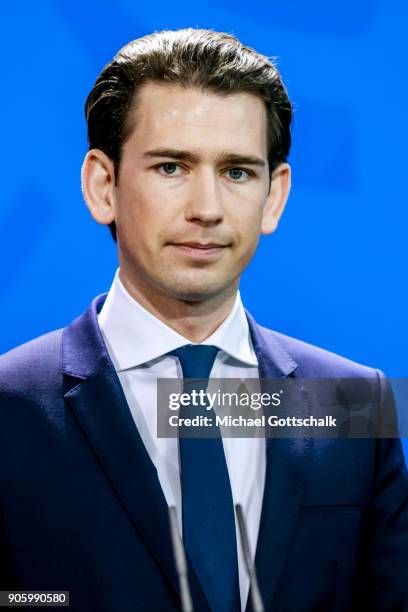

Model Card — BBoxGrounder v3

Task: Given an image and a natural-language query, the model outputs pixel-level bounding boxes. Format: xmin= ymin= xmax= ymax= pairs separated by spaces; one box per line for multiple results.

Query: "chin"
xmin=161 ymin=277 xmax=231 ymax=303
xmin=171 ymin=287 xmax=223 ymax=302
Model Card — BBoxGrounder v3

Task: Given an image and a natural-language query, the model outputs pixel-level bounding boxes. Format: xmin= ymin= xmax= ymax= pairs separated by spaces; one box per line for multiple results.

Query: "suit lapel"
xmin=246 ymin=312 xmax=312 ymax=611
xmin=62 ymin=295 xmax=209 ymax=609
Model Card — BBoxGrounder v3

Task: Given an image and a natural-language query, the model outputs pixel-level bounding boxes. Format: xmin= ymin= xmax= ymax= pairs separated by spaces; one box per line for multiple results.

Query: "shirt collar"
xmin=98 ymin=269 xmax=257 ymax=371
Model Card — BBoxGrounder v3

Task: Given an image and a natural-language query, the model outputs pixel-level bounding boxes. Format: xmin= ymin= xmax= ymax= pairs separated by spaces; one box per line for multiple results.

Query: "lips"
xmin=174 ymin=242 xmax=227 ymax=249
xmin=168 ymin=241 xmax=229 ymax=259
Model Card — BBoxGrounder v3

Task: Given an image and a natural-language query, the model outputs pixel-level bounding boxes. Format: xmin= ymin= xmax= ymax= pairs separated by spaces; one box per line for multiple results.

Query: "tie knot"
xmin=170 ymin=344 xmax=219 ymax=380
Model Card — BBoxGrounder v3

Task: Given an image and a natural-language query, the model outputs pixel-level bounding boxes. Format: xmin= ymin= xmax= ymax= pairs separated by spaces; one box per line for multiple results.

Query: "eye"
xmin=226 ymin=168 xmax=251 ymax=182
xmin=157 ymin=163 xmax=183 ymax=176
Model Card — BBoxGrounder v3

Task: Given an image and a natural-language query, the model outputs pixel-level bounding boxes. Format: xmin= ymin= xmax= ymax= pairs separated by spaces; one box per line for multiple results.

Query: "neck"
xmin=118 ymin=270 xmax=238 ymax=343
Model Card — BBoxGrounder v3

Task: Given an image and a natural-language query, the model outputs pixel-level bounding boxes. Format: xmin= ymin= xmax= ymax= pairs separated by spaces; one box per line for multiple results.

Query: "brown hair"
xmin=84 ymin=28 xmax=293 ymax=240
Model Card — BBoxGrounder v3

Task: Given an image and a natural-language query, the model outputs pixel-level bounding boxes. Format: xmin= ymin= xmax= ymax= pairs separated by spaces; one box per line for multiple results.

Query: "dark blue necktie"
xmin=171 ymin=345 xmax=241 ymax=612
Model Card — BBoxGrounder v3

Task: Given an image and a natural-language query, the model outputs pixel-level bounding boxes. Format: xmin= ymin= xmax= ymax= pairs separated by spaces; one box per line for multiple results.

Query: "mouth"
xmin=168 ymin=242 xmax=229 ymax=259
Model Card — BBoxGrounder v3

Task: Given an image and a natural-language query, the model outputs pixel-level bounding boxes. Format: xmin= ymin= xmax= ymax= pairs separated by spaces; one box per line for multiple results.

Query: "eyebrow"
xmin=142 ymin=148 xmax=266 ymax=167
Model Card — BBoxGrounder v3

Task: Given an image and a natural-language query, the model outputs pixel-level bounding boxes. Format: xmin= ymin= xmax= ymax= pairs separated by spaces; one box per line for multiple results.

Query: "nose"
xmin=184 ymin=169 xmax=224 ymax=226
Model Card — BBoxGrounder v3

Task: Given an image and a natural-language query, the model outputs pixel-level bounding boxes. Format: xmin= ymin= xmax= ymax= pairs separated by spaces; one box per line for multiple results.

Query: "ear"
xmin=81 ymin=149 xmax=117 ymax=226
xmin=261 ymin=162 xmax=291 ymax=235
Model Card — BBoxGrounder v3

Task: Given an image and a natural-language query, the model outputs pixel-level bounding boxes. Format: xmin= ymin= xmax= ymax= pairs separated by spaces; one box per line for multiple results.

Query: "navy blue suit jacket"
xmin=1 ymin=295 xmax=408 ymax=611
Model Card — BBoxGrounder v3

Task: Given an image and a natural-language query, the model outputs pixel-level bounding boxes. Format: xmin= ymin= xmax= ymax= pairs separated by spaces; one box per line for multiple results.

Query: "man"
xmin=0 ymin=28 xmax=407 ymax=612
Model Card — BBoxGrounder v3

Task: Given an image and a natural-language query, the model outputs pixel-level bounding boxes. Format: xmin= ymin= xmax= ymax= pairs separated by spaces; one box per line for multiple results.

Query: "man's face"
xmin=107 ymin=82 xmax=285 ymax=302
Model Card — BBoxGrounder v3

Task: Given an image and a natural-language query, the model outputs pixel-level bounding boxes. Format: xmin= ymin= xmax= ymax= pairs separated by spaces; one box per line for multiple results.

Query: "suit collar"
xmin=62 ymin=293 xmax=294 ymax=380
xmin=245 ymin=309 xmax=298 ymax=378
xmin=62 ymin=294 xmax=109 ymax=380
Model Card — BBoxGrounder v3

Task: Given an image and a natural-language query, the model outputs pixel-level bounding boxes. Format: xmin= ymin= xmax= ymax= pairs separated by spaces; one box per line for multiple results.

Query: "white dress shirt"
xmin=98 ymin=270 xmax=266 ymax=610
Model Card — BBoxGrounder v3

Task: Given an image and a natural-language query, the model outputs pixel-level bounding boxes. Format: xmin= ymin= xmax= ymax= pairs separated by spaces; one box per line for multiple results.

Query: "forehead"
xmin=125 ymin=82 xmax=268 ymax=158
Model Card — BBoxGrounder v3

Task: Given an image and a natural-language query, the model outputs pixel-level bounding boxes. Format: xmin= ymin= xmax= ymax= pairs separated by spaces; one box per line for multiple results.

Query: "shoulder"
xmin=260 ymin=324 xmax=379 ymax=379
xmin=0 ymin=329 xmax=63 ymax=395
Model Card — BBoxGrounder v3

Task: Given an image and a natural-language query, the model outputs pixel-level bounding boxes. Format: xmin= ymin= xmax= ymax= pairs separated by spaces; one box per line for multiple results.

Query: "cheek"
xmin=118 ymin=175 xmax=181 ymax=220
xmin=115 ymin=189 xmax=180 ymax=258
xmin=116 ymin=184 xmax=156 ymax=230
xmin=231 ymin=201 xmax=265 ymax=244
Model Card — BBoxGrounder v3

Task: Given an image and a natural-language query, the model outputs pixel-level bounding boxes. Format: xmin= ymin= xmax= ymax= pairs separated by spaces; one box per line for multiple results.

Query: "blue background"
xmin=1 ymin=1 xmax=407 ymax=460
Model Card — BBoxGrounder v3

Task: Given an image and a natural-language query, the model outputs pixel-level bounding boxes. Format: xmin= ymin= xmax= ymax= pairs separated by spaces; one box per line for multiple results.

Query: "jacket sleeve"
xmin=356 ymin=371 xmax=408 ymax=611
